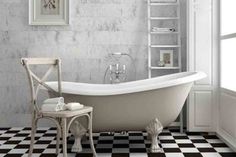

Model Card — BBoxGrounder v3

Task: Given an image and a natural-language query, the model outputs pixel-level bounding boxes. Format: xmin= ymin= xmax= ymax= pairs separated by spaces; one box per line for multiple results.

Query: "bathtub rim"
xmin=44 ymin=71 xmax=206 ymax=96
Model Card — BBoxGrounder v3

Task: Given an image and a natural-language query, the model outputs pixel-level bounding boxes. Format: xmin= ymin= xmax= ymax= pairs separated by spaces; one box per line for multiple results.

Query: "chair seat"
xmin=41 ymin=106 xmax=93 ymax=118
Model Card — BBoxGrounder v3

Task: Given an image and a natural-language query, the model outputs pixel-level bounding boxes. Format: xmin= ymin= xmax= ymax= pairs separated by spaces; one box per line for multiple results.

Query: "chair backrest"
xmin=21 ymin=58 xmax=62 ymax=113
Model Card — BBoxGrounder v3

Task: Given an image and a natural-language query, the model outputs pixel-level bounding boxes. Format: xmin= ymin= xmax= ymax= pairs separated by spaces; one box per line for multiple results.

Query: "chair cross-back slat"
xmin=21 ymin=58 xmax=62 ymax=113
xmin=35 ymin=65 xmax=56 ymax=97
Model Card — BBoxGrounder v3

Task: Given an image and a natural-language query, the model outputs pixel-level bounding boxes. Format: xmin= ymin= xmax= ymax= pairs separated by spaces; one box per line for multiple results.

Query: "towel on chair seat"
xmin=41 ymin=97 xmax=65 ymax=112
xmin=43 ymin=97 xmax=64 ymax=104
xmin=65 ymin=102 xmax=84 ymax=111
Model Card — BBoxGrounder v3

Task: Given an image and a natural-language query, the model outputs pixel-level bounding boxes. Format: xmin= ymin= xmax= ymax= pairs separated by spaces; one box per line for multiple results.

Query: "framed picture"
xmin=29 ymin=0 xmax=69 ymax=25
xmin=160 ymin=50 xmax=173 ymax=67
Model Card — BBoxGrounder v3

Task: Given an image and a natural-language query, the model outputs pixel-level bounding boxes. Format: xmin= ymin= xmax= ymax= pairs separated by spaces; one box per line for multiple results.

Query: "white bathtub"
xmin=46 ymin=71 xmax=206 ymax=132
xmin=46 ymin=71 xmax=206 ymax=152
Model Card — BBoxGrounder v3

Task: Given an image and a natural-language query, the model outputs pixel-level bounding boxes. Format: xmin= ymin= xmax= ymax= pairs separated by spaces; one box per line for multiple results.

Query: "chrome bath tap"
xmin=109 ymin=63 xmax=126 ymax=84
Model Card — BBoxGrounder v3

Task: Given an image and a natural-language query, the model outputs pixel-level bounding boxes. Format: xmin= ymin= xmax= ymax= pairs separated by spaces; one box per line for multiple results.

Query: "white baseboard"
xmin=217 ymin=128 xmax=236 ymax=152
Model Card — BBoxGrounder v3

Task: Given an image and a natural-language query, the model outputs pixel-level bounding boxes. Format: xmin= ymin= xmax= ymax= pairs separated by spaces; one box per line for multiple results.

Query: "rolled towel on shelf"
xmin=65 ymin=102 xmax=84 ymax=111
xmin=152 ymin=27 xmax=176 ymax=32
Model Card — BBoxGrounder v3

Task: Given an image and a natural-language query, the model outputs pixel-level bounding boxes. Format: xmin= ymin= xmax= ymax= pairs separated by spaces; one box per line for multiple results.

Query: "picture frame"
xmin=29 ymin=0 xmax=69 ymax=25
xmin=160 ymin=50 xmax=173 ymax=67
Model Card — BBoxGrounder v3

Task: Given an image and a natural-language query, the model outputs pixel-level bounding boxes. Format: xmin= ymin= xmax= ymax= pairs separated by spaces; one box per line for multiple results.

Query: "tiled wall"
xmin=0 ymin=0 xmax=186 ymax=126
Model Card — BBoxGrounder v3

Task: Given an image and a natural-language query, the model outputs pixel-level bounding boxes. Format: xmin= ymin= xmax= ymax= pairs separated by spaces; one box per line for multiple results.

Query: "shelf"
xmin=150 ymin=17 xmax=179 ymax=20
xmin=150 ymin=66 xmax=180 ymax=70
xmin=150 ymin=31 xmax=179 ymax=34
xmin=148 ymin=0 xmax=181 ymax=78
xmin=150 ymin=3 xmax=178 ymax=6
xmin=150 ymin=45 xmax=180 ymax=48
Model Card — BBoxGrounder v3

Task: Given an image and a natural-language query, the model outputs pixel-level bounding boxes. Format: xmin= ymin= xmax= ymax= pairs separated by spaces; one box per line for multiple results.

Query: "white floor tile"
xmin=214 ymin=147 xmax=234 ymax=152
xmin=0 ymin=144 xmax=16 ymax=149
xmin=130 ymin=153 xmax=148 ymax=157
xmin=38 ymin=136 xmax=55 ymax=140
xmin=22 ymin=153 xmax=41 ymax=157
xmin=8 ymin=136 xmax=26 ymax=141
xmin=19 ymin=140 xmax=31 ymax=144
xmin=0 ymin=131 xmax=7 ymax=134
xmin=18 ymin=130 xmax=31 ymax=134
xmin=171 ymin=132 xmax=187 ymax=136
xmin=0 ymin=141 xmax=6 ymax=145
xmin=194 ymin=143 xmax=212 ymax=148
xmin=37 ymin=127 xmax=50 ymax=130
xmin=97 ymin=153 xmax=112 ymax=157
xmin=45 ymin=130 xmax=57 ymax=133
xmin=9 ymin=127 xmax=24 ymax=130
xmin=33 ymin=144 xmax=49 ymax=149
xmin=180 ymin=148 xmax=199 ymax=153
xmin=175 ymin=140 xmax=192 ymax=144
xmin=8 ymin=149 xmax=28 ymax=154
xmin=188 ymin=136 xmax=205 ymax=139
xmin=201 ymin=153 xmax=222 ymax=157
xmin=165 ymin=153 xmax=185 ymax=157
xmin=159 ymin=136 xmax=175 ymax=140
xmin=43 ymin=148 xmax=59 ymax=153
xmin=206 ymin=139 xmax=223 ymax=143
xmin=161 ymin=143 xmax=179 ymax=148
xmin=0 ymin=134 xmax=15 ymax=137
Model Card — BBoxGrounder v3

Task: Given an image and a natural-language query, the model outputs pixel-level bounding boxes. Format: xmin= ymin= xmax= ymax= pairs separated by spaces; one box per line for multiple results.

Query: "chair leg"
xmin=56 ymin=126 xmax=60 ymax=155
xmin=28 ymin=118 xmax=37 ymax=157
xmin=88 ymin=112 xmax=97 ymax=157
xmin=62 ymin=118 xmax=68 ymax=157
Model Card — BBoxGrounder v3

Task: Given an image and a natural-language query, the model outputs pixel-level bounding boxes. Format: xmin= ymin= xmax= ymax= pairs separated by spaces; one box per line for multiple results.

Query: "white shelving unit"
xmin=147 ymin=0 xmax=183 ymax=132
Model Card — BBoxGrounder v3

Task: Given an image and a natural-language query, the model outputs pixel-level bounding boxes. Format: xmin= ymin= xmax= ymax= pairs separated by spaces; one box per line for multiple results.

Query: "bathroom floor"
xmin=0 ymin=127 xmax=235 ymax=157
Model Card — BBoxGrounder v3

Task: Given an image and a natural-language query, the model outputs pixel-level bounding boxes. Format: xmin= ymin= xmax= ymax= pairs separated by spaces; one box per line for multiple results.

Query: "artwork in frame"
xmin=160 ymin=50 xmax=173 ymax=67
xmin=29 ymin=0 xmax=69 ymax=25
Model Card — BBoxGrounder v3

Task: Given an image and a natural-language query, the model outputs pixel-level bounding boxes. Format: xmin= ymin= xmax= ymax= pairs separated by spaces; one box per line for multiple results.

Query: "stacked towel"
xmin=65 ymin=102 xmax=84 ymax=111
xmin=41 ymin=97 xmax=65 ymax=112
xmin=41 ymin=97 xmax=84 ymax=112
xmin=152 ymin=27 xmax=176 ymax=32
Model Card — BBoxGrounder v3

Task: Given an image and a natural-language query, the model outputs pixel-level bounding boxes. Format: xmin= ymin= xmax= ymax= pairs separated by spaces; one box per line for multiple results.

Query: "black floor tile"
xmin=0 ymin=127 xmax=234 ymax=156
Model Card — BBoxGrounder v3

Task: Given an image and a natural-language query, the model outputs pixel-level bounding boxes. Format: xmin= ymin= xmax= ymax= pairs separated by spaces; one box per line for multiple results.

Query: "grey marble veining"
xmin=0 ymin=0 xmax=186 ymax=126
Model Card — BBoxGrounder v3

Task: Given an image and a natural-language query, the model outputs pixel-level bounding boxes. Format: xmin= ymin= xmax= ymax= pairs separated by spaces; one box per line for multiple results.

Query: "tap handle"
xmin=123 ymin=65 xmax=126 ymax=71
xmin=116 ymin=64 xmax=119 ymax=71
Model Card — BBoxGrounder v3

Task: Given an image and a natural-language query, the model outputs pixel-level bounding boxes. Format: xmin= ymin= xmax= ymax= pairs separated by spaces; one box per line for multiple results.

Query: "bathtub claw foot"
xmin=70 ymin=120 xmax=87 ymax=153
xmin=146 ymin=118 xmax=163 ymax=153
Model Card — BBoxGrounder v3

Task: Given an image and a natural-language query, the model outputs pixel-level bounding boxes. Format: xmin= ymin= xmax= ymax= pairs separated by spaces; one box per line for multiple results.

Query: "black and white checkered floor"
xmin=0 ymin=127 xmax=235 ymax=157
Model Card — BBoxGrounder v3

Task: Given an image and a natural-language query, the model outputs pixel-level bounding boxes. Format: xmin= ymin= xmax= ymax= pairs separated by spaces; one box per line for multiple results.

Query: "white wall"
xmin=0 ymin=0 xmax=187 ymax=127
xmin=217 ymin=89 xmax=236 ymax=152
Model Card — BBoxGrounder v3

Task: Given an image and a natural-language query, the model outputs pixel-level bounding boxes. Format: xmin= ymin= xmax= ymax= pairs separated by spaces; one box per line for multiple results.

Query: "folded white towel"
xmin=152 ymin=27 xmax=176 ymax=32
xmin=41 ymin=103 xmax=64 ymax=112
xmin=65 ymin=102 xmax=84 ymax=111
xmin=43 ymin=97 xmax=64 ymax=104
xmin=41 ymin=97 xmax=65 ymax=112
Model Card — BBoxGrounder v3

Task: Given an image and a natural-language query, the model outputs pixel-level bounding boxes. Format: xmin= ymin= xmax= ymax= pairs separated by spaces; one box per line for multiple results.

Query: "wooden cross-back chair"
xmin=21 ymin=58 xmax=97 ymax=157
